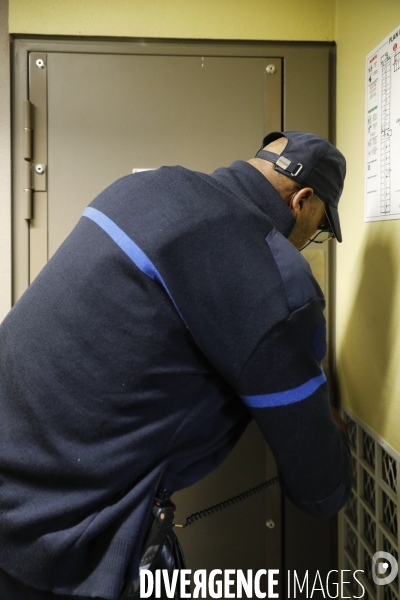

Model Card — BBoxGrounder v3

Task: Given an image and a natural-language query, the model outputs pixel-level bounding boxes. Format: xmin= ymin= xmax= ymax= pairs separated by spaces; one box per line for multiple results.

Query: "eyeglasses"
xmin=300 ymin=196 xmax=335 ymax=251
xmin=317 ymin=196 xmax=335 ymax=234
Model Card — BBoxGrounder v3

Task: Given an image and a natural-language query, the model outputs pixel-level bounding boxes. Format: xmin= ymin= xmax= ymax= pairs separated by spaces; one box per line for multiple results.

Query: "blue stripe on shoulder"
xmin=241 ymin=372 xmax=326 ymax=408
xmin=82 ymin=207 xmax=184 ymax=321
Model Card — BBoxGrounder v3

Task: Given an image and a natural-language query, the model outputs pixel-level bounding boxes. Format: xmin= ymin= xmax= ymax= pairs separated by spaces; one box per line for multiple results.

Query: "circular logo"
xmin=372 ymin=551 xmax=398 ymax=585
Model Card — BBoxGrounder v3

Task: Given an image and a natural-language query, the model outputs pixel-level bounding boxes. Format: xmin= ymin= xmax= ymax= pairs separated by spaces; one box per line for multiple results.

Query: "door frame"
xmin=0 ymin=0 xmax=11 ymax=320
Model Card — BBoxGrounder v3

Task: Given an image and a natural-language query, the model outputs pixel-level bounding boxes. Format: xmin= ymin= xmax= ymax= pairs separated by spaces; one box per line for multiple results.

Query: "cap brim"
xmin=326 ymin=205 xmax=342 ymax=243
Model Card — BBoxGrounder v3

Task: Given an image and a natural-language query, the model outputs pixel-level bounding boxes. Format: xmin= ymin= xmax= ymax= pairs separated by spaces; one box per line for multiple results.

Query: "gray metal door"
xmin=13 ymin=38 xmax=335 ymax=595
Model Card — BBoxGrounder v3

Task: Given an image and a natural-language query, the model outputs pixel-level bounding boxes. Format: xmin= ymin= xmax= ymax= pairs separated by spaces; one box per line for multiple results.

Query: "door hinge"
xmin=23 ymin=100 xmax=33 ymax=220
xmin=23 ymin=99 xmax=48 ymax=220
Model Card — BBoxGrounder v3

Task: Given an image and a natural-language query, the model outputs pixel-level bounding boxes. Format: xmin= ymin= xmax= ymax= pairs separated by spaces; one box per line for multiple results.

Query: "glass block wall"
xmin=340 ymin=408 xmax=400 ymax=600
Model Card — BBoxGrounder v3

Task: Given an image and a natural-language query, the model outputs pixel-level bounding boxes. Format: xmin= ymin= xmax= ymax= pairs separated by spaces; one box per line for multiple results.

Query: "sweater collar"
xmin=210 ymin=160 xmax=295 ymax=239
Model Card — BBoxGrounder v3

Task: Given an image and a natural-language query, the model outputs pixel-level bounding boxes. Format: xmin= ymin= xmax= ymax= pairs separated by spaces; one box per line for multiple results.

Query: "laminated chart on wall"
xmin=365 ymin=25 xmax=400 ymax=222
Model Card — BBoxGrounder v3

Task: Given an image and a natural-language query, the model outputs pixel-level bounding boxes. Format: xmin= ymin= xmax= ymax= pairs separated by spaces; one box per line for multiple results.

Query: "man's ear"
xmin=289 ymin=187 xmax=314 ymax=219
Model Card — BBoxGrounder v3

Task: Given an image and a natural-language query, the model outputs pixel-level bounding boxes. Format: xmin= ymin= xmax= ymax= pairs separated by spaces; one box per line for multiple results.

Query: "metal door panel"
xmin=46 ymin=53 xmax=279 ymax=259
xmin=175 ymin=421 xmax=280 ymax=574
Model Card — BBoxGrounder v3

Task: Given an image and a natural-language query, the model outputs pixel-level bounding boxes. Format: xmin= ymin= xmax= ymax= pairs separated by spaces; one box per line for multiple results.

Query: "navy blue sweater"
xmin=0 ymin=161 xmax=351 ymax=598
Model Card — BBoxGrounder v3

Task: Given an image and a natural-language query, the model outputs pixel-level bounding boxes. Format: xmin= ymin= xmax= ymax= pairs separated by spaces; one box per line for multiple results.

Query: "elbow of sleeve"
xmin=290 ymin=475 xmax=352 ymax=519
xmin=279 ymin=442 xmax=353 ymax=519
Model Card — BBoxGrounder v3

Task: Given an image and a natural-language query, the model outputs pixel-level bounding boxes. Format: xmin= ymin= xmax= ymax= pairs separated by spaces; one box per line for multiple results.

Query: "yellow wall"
xmin=9 ymin=0 xmax=335 ymax=41
xmin=335 ymin=0 xmax=400 ymax=452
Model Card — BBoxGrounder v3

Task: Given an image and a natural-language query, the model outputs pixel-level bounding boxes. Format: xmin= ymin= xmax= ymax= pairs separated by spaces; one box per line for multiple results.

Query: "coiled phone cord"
xmin=174 ymin=475 xmax=279 ymax=529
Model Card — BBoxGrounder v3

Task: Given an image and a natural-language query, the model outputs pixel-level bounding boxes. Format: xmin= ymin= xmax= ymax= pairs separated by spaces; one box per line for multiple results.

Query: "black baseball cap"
xmin=256 ymin=131 xmax=346 ymax=242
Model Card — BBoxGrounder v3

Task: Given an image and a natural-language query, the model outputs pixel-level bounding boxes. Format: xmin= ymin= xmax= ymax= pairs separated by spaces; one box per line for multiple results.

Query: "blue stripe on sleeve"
xmin=82 ymin=207 xmax=184 ymax=321
xmin=241 ymin=372 xmax=326 ymax=408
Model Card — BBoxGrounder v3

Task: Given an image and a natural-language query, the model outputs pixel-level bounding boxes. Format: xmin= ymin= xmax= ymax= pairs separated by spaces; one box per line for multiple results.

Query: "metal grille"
xmin=340 ymin=408 xmax=400 ymax=600
xmin=346 ymin=414 xmax=357 ymax=450
xmin=383 ymin=450 xmax=397 ymax=494
xmin=353 ymin=454 xmax=358 ymax=490
xmin=344 ymin=556 xmax=363 ymax=598
xmin=364 ymin=468 xmax=376 ymax=511
xmin=363 ymin=430 xmax=376 ymax=469
xmin=364 ymin=509 xmax=377 ymax=548
xmin=346 ymin=489 xmax=358 ymax=526
xmin=365 ymin=549 xmax=378 ymax=593
xmin=346 ymin=521 xmax=358 ymax=562
xmin=383 ymin=537 xmax=398 ymax=589
xmin=383 ymin=492 xmax=398 ymax=539
xmin=384 ymin=586 xmax=398 ymax=600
